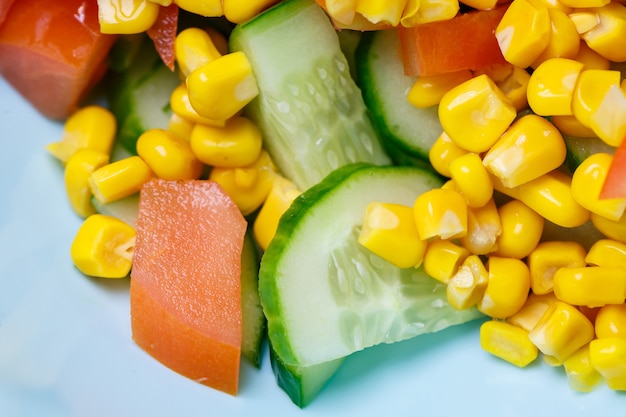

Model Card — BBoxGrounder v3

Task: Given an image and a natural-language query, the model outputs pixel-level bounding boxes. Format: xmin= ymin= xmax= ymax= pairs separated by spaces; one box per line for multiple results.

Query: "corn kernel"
xmin=448 ymin=153 xmax=493 ymax=208
xmin=537 ymin=0 xmax=572 ymax=13
xmin=595 ymin=303 xmax=626 ymax=339
xmin=553 ymin=266 xmax=626 ymax=307
xmin=495 ymin=0 xmax=551 ymax=68
xmin=410 ymin=0 xmax=460 ymax=24
xmin=167 ymin=113 xmax=194 ymax=142
xmin=563 ymin=344 xmax=603 ymax=392
xmin=189 ymin=116 xmax=263 ymax=168
xmin=89 ymin=156 xmax=153 ymax=204
xmin=460 ymin=198 xmax=501 ymax=255
xmin=223 ymin=0 xmax=280 ymax=23
xmin=527 ymin=241 xmax=587 ymax=295
xmin=493 ymin=199 xmax=544 ymax=259
xmin=588 ymin=84 xmax=626 ymax=147
xmin=480 ymin=320 xmax=539 ymax=367
xmin=586 ymin=239 xmax=626 ymax=267
xmin=572 ymin=69 xmax=621 ymax=128
xmin=97 ymin=0 xmax=160 ymax=34
xmin=572 ymin=153 xmax=626 ymax=221
xmin=560 ymin=0 xmax=609 ymax=8
xmin=580 ymin=2 xmax=626 ymax=62
xmin=253 ymin=175 xmax=301 ymax=251
xmin=474 ymin=64 xmax=531 ymax=112
xmin=136 ymin=129 xmax=203 ymax=180
xmin=483 ymin=114 xmax=566 ymax=188
xmin=438 ymin=74 xmax=517 ymax=153
xmin=551 ymin=115 xmax=598 ymax=137
xmin=589 ymin=337 xmax=626 ymax=390
xmin=174 ymin=0 xmax=223 ymax=16
xmin=574 ymin=40 xmax=611 ymax=70
xmin=591 ymin=211 xmax=626 ymax=244
xmin=527 ymin=58 xmax=584 ymax=116
xmin=478 ymin=257 xmax=531 ymax=319
xmin=407 ymin=70 xmax=473 ymax=109
xmin=359 ymin=202 xmax=428 ymax=268
xmin=428 ymin=131 xmax=469 ymax=178
xmin=528 ymin=300 xmax=595 ymax=362
xmin=209 ymin=150 xmax=277 ymax=216
xmin=531 ymin=9 xmax=581 ymax=68
xmin=170 ymin=83 xmax=227 ymax=127
xmin=70 ymin=214 xmax=136 ymax=278
xmin=460 ymin=0 xmax=499 ymax=10
xmin=413 ymin=188 xmax=468 ymax=240
xmin=507 ymin=292 xmax=558 ymax=332
xmin=175 ymin=27 xmax=222 ymax=77
xmin=493 ymin=170 xmax=591 ymax=228
xmin=149 ymin=0 xmax=172 ymax=5
xmin=446 ymin=255 xmax=489 ymax=310
xmin=186 ymin=52 xmax=259 ymax=121
xmin=422 ymin=239 xmax=471 ymax=284
xmin=47 ymin=106 xmax=116 ymax=164
xmin=64 ymin=149 xmax=110 ymax=218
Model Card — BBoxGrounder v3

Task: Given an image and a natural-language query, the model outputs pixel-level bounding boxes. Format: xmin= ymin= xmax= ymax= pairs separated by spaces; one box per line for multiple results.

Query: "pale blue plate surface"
xmin=0 ymin=76 xmax=623 ymax=417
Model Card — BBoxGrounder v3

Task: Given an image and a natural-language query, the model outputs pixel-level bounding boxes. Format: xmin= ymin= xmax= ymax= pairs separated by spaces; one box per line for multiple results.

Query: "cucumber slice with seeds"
xmin=229 ymin=0 xmax=390 ymax=191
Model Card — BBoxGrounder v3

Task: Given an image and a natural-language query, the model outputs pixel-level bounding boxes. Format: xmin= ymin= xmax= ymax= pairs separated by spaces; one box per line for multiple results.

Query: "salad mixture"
xmin=2 ymin=0 xmax=626 ymax=409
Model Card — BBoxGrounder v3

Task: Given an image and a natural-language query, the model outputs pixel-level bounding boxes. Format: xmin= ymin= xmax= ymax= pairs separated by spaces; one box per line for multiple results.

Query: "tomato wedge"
xmin=147 ymin=3 xmax=179 ymax=71
xmin=600 ymin=137 xmax=626 ymax=199
xmin=399 ymin=5 xmax=509 ymax=77
xmin=0 ymin=0 xmax=16 ymax=27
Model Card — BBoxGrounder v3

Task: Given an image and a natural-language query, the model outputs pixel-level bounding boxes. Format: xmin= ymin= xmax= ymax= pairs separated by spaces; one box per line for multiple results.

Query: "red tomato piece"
xmin=0 ymin=0 xmax=16 ymax=27
xmin=600 ymin=137 xmax=626 ymax=199
xmin=147 ymin=3 xmax=178 ymax=71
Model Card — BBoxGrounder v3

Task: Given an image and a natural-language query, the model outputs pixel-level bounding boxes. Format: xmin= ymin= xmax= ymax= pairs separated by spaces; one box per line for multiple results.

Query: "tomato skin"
xmin=0 ymin=0 xmax=116 ymax=120
xmin=147 ymin=4 xmax=178 ymax=71
xmin=600 ymin=138 xmax=626 ymax=199
xmin=0 ymin=0 xmax=16 ymax=27
xmin=399 ymin=5 xmax=509 ymax=77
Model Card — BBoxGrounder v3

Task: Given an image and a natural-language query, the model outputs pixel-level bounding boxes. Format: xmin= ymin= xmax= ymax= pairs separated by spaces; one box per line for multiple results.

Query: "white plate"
xmin=0 ymin=76 xmax=623 ymax=417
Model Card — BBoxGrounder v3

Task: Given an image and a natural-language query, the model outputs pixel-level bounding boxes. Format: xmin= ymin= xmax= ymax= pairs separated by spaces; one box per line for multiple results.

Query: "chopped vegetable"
xmin=146 ymin=3 xmax=179 ymax=70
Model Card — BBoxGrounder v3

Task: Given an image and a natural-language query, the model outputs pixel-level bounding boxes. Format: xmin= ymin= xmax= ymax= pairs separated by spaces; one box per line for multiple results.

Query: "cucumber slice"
xmin=269 ymin=342 xmax=343 ymax=408
xmin=563 ymin=134 xmax=615 ymax=173
xmin=241 ymin=231 xmax=266 ymax=368
xmin=356 ymin=29 xmax=442 ymax=162
xmin=91 ymin=194 xmax=140 ymax=226
xmin=107 ymin=35 xmax=180 ymax=155
xmin=229 ymin=0 xmax=390 ymax=191
xmin=259 ymin=163 xmax=484 ymax=368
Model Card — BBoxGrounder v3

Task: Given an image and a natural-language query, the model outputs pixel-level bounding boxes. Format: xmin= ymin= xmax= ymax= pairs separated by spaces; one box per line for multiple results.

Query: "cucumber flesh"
xmin=229 ymin=0 xmax=390 ymax=191
xmin=91 ymin=194 xmax=140 ymax=227
xmin=563 ymin=134 xmax=615 ymax=173
xmin=241 ymin=231 xmax=266 ymax=368
xmin=356 ymin=29 xmax=442 ymax=161
xmin=259 ymin=163 xmax=484 ymax=368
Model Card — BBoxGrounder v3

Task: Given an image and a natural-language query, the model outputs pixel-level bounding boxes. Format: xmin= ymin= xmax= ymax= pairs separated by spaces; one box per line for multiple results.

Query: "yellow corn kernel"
xmin=253 ymin=175 xmax=301 ymax=251
xmin=563 ymin=344 xmax=603 ymax=392
xmin=170 ymin=83 xmax=226 ymax=127
xmin=550 ymin=115 xmax=597 ymax=137
xmin=483 ymin=114 xmax=567 ymax=188
xmin=560 ymin=0 xmax=608 ymax=6
xmin=174 ymin=27 xmax=222 ymax=78
xmin=407 ymin=70 xmax=473 ymax=109
xmin=97 ymin=0 xmax=160 ymax=34
xmin=460 ymin=0 xmax=499 ymax=10
xmin=89 ymin=156 xmax=153 ymax=204
xmin=526 ymin=58 xmax=584 ymax=116
xmin=409 ymin=0 xmax=460 ymax=24
xmin=572 ymin=69 xmax=621 ymax=128
xmin=480 ymin=320 xmax=539 ymax=367
xmin=528 ymin=300 xmax=596 ymax=361
xmin=438 ymin=74 xmax=517 ymax=153
xmin=591 ymin=211 xmax=626 ymax=244
xmin=358 ymin=202 xmax=428 ymax=268
xmin=580 ymin=2 xmax=626 ymax=62
xmin=428 ymin=131 xmax=468 ymax=178
xmin=537 ymin=0 xmax=572 ymax=13
xmin=448 ymin=153 xmax=493 ymax=208
xmin=446 ymin=255 xmax=489 ymax=310
xmin=136 ymin=129 xmax=203 ymax=180
xmin=413 ymin=188 xmax=468 ymax=240
xmin=492 ymin=170 xmax=591 ymax=228
xmin=474 ymin=64 xmax=531 ymax=112
xmin=493 ymin=199 xmax=544 ymax=259
xmin=186 ymin=52 xmax=259 ymax=122
xmin=479 ymin=257 xmax=531 ymax=319
xmin=64 ymin=149 xmax=110 ymax=218
xmin=149 ymin=0 xmax=172 ymax=5
xmin=574 ymin=40 xmax=611 ymax=70
xmin=167 ymin=113 xmax=194 ymax=142
xmin=460 ymin=198 xmax=501 ymax=255
xmin=507 ymin=292 xmax=558 ymax=332
xmin=588 ymin=84 xmax=626 ymax=147
xmin=553 ymin=266 xmax=626 ymax=307
xmin=174 ymin=0 xmax=223 ymax=16
xmin=595 ymin=303 xmax=626 ymax=339
xmin=495 ymin=0 xmax=551 ymax=68
xmin=572 ymin=153 xmax=626 ymax=221
xmin=422 ymin=239 xmax=471 ymax=284
xmin=569 ymin=10 xmax=600 ymax=34
xmin=589 ymin=337 xmax=626 ymax=390
xmin=47 ymin=106 xmax=116 ymax=164
xmin=209 ymin=150 xmax=277 ymax=216
xmin=531 ymin=9 xmax=581 ymax=68
xmin=223 ymin=0 xmax=280 ymax=23
xmin=527 ymin=241 xmax=587 ymax=295
xmin=586 ymin=239 xmax=626 ymax=267
xmin=70 ymin=214 xmax=136 ymax=278
xmin=189 ymin=116 xmax=263 ymax=168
